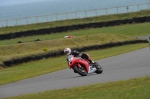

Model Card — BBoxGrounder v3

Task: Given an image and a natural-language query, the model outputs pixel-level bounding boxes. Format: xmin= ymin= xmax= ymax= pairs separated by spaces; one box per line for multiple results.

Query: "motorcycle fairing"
xmin=67 ymin=55 xmax=89 ymax=73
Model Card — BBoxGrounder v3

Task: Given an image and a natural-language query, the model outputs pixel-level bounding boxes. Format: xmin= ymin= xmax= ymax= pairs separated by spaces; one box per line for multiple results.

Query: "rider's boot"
xmin=89 ymin=60 xmax=95 ymax=68
xmin=89 ymin=60 xmax=95 ymax=64
xmin=89 ymin=60 xmax=100 ymax=69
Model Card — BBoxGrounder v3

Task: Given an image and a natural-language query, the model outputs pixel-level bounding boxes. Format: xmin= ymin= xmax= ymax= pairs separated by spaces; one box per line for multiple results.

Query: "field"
xmin=0 ymin=22 xmax=150 ymax=66
xmin=1 ymin=10 xmax=150 ymax=66
xmin=0 ymin=10 xmax=150 ymax=99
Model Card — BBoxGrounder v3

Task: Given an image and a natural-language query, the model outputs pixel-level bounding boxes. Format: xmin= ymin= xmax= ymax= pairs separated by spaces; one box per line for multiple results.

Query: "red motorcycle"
xmin=67 ymin=55 xmax=103 ymax=76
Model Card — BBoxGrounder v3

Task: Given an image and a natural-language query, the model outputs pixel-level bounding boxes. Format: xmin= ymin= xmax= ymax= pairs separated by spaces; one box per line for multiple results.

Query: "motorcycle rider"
xmin=64 ymin=47 xmax=95 ymax=64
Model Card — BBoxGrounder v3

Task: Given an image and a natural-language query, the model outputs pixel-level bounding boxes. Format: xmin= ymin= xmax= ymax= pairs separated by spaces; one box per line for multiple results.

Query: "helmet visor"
xmin=64 ymin=51 xmax=69 ymax=55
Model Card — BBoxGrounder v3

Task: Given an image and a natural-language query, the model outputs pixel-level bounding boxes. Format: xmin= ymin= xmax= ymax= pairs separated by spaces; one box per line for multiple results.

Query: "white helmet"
xmin=64 ymin=48 xmax=71 ymax=55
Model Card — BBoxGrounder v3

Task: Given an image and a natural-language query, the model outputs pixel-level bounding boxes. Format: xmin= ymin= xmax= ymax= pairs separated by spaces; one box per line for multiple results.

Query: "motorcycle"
xmin=67 ymin=55 xmax=103 ymax=76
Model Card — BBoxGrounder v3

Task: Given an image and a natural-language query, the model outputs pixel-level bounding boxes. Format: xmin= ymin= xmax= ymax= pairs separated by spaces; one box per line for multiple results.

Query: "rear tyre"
xmin=74 ymin=65 xmax=87 ymax=76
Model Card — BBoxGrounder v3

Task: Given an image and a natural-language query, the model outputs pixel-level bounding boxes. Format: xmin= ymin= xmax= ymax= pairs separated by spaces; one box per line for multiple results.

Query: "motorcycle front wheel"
xmin=74 ymin=65 xmax=87 ymax=76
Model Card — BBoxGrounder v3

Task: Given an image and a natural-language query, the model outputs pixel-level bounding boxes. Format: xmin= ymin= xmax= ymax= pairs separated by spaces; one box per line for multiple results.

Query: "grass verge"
xmin=0 ymin=34 xmax=133 ymax=65
xmin=0 ymin=22 xmax=150 ymax=46
xmin=4 ymin=76 xmax=150 ymax=99
xmin=0 ymin=43 xmax=148 ymax=85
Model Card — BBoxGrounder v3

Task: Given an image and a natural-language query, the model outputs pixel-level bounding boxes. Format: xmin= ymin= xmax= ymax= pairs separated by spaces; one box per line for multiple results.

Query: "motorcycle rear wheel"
xmin=94 ymin=62 xmax=103 ymax=74
xmin=74 ymin=65 xmax=87 ymax=76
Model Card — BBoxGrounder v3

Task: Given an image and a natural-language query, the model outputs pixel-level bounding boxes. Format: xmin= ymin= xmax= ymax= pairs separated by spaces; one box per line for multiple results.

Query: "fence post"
xmin=36 ymin=16 xmax=38 ymax=23
xmin=116 ymin=7 xmax=118 ymax=14
xmin=66 ymin=13 xmax=68 ymax=19
xmin=55 ymin=14 xmax=58 ymax=21
xmin=126 ymin=6 xmax=129 ymax=13
xmin=46 ymin=15 xmax=48 ymax=22
xmin=26 ymin=17 xmax=28 ymax=24
xmin=76 ymin=12 xmax=78 ymax=18
xmin=6 ymin=19 xmax=8 ymax=27
xmin=16 ymin=18 xmax=18 ymax=26
xmin=85 ymin=10 xmax=87 ymax=18
xmin=95 ymin=9 xmax=97 ymax=16
xmin=106 ymin=8 xmax=108 ymax=15
xmin=137 ymin=4 xmax=139 ymax=11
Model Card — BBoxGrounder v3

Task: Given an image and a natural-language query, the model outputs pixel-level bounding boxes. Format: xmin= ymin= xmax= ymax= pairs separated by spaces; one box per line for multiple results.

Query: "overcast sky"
xmin=0 ymin=0 xmax=51 ymax=6
xmin=1 ymin=0 xmax=150 ymax=6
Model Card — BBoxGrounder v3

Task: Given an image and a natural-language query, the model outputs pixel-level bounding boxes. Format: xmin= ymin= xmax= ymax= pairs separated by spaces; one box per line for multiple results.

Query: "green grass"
xmin=0 ymin=43 xmax=148 ymax=85
xmin=4 ymin=76 xmax=150 ymax=99
xmin=0 ymin=34 xmax=133 ymax=64
xmin=1 ymin=22 xmax=150 ymax=65
xmin=0 ymin=10 xmax=150 ymax=34
xmin=0 ymin=22 xmax=150 ymax=46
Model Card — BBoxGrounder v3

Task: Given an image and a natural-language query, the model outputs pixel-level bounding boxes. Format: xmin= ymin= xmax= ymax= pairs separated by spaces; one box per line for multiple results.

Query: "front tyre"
xmin=74 ymin=65 xmax=87 ymax=76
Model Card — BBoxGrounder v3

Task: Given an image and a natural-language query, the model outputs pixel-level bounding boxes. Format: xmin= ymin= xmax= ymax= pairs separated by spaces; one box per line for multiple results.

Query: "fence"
xmin=0 ymin=3 xmax=150 ymax=27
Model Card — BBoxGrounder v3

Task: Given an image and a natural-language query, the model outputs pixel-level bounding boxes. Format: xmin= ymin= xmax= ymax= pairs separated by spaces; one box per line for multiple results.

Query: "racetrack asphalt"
xmin=0 ymin=47 xmax=150 ymax=98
